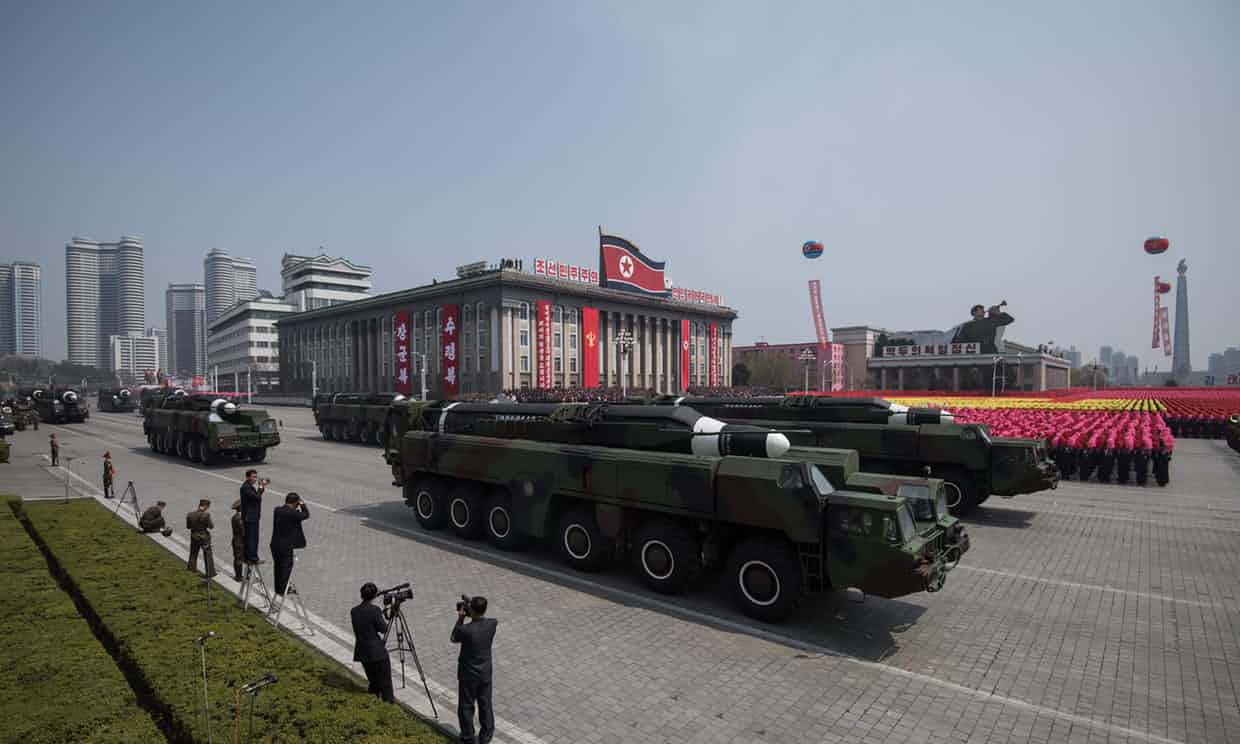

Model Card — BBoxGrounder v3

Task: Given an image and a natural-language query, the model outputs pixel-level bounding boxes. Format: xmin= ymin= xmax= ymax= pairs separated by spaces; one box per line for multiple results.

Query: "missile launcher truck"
xmin=2 ymin=398 xmax=39 ymax=430
xmin=651 ymin=396 xmax=1059 ymax=515
xmin=97 ymin=387 xmax=137 ymax=413
xmin=314 ymin=392 xmax=406 ymax=445
xmin=384 ymin=400 xmax=957 ymax=622
xmin=143 ymin=392 xmax=280 ymax=465
xmin=30 ymin=388 xmax=90 ymax=424
xmin=1228 ymin=414 xmax=1240 ymax=455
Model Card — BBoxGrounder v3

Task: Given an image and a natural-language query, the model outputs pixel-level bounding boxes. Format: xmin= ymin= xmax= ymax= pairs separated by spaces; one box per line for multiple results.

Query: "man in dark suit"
xmin=351 ymin=582 xmax=394 ymax=703
xmin=239 ymin=469 xmax=266 ymax=564
xmin=452 ymin=596 xmax=498 ymax=744
xmin=270 ymin=492 xmax=309 ymax=595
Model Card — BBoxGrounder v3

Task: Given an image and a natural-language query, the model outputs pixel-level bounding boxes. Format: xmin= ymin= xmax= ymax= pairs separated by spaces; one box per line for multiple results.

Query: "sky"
xmin=2 ymin=1 xmax=1236 ymax=370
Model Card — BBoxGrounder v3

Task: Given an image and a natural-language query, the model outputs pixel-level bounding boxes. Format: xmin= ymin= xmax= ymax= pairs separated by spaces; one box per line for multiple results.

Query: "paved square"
xmin=7 ymin=407 xmax=1238 ymax=743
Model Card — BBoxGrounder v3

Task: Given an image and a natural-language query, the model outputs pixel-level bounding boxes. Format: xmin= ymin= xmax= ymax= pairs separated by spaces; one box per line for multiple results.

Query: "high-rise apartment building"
xmin=110 ymin=332 xmax=162 ymax=378
xmin=281 ymin=252 xmax=372 ymax=312
xmin=206 ymin=296 xmax=296 ymax=392
xmin=204 ymin=248 xmax=258 ymax=325
xmin=65 ymin=236 xmax=145 ymax=368
xmin=166 ymin=283 xmax=206 ymax=378
xmin=146 ymin=327 xmax=168 ymax=374
xmin=0 ymin=261 xmax=42 ymax=357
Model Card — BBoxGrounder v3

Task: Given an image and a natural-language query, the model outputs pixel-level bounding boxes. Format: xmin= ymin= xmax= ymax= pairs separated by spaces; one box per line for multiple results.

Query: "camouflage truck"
xmin=385 ymin=400 xmax=956 ymax=622
xmin=138 ymin=385 xmax=176 ymax=416
xmin=143 ymin=392 xmax=280 ymax=465
xmin=652 ymin=396 xmax=1058 ymax=515
xmin=314 ymin=392 xmax=406 ymax=445
xmin=97 ymin=387 xmax=137 ymax=413
xmin=1227 ymin=414 xmax=1240 ymax=455
xmin=31 ymin=388 xmax=90 ymax=424
xmin=2 ymin=398 xmax=39 ymax=430
xmin=0 ymin=406 xmax=16 ymax=437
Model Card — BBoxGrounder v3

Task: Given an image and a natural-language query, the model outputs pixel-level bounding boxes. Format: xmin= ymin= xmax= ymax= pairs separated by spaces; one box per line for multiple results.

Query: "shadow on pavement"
xmin=337 ymin=500 xmax=927 ymax=664
xmin=963 ymin=505 xmax=1037 ymax=529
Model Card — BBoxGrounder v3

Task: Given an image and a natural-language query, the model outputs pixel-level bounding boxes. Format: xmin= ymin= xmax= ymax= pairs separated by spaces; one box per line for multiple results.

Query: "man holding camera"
xmin=452 ymin=596 xmax=497 ymax=744
xmin=351 ymin=582 xmax=394 ymax=703
xmin=270 ymin=492 xmax=309 ymax=595
xmin=239 ymin=469 xmax=267 ymax=564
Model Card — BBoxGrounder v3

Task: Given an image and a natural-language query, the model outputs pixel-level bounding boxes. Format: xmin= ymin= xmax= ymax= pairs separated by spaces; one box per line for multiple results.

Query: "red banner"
xmin=536 ymin=300 xmax=552 ymax=388
xmin=1159 ymin=307 xmax=1171 ymax=357
xmin=394 ymin=310 xmax=412 ymax=395
xmin=581 ymin=307 xmax=600 ymax=387
xmin=830 ymin=342 xmax=845 ymax=391
xmin=680 ymin=319 xmax=691 ymax=391
xmin=441 ymin=304 xmax=458 ymax=397
xmin=808 ymin=279 xmax=831 ymax=388
xmin=1152 ymin=277 xmax=1162 ymax=349
xmin=708 ymin=323 xmax=719 ymax=386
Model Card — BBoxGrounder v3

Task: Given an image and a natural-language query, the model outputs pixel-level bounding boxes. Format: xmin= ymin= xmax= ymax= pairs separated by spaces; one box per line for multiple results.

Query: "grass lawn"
xmin=14 ymin=498 xmax=450 ymax=744
xmin=0 ymin=497 xmax=165 ymax=743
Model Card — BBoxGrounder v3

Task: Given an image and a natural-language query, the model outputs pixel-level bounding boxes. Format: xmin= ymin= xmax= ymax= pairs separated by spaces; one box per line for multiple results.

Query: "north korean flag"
xmin=599 ymin=234 xmax=671 ymax=297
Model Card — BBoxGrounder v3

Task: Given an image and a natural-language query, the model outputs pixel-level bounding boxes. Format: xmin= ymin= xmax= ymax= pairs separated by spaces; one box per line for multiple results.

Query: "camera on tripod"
xmin=380 ymin=582 xmax=413 ymax=606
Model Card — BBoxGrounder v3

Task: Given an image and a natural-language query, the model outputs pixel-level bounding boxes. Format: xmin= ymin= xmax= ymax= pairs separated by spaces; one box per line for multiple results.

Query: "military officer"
xmin=102 ymin=452 xmax=116 ymax=499
xmin=49 ymin=433 xmax=59 ymax=466
xmin=230 ymin=499 xmax=246 ymax=581
xmin=186 ymin=499 xmax=216 ymax=577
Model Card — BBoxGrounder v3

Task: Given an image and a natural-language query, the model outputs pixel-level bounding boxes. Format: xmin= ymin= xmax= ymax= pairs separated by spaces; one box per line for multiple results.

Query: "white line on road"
xmin=956 ymin=565 xmax=1232 ymax=610
xmin=985 ymin=505 xmax=1240 ymax=534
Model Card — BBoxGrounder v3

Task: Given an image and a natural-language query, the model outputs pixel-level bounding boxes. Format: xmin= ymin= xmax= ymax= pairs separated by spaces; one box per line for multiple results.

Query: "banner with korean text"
xmin=440 ymin=304 xmax=458 ymax=397
xmin=536 ymin=300 xmax=552 ymax=389
xmin=808 ymin=279 xmax=830 ymax=389
xmin=394 ymin=310 xmax=412 ymax=395
xmin=680 ymin=319 xmax=691 ymax=391
xmin=581 ymin=307 xmax=600 ymax=388
xmin=708 ymin=323 xmax=719 ymax=387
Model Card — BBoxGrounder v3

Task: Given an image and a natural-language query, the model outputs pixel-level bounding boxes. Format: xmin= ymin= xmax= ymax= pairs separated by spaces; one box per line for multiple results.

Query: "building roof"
xmin=277 ymin=268 xmax=738 ymax=327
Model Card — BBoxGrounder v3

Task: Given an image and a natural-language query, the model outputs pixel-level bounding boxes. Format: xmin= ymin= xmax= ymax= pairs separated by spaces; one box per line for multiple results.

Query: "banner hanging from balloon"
xmin=808 ymin=279 xmax=830 ymax=387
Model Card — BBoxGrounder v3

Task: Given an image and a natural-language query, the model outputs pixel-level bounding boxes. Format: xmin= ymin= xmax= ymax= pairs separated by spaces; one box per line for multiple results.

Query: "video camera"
xmin=456 ymin=594 xmax=472 ymax=613
xmin=379 ymin=582 xmax=413 ymax=606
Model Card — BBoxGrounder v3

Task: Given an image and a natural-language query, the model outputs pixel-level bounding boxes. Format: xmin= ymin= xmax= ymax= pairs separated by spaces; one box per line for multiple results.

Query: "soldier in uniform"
xmin=230 ymin=499 xmax=246 ymax=581
xmin=186 ymin=499 xmax=216 ymax=577
xmin=49 ymin=434 xmax=59 ymax=466
xmin=102 ymin=452 xmax=116 ymax=499
xmin=139 ymin=500 xmax=174 ymax=536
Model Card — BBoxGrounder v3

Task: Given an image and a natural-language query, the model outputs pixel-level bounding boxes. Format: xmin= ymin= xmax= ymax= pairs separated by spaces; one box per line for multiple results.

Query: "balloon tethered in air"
xmin=1144 ymin=236 xmax=1169 ymax=255
xmin=802 ymin=240 xmax=824 ymax=259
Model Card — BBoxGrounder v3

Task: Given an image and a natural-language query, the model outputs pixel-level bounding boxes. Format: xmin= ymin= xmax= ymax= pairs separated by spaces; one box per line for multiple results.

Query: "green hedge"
xmin=17 ymin=499 xmax=448 ymax=744
xmin=0 ymin=499 xmax=164 ymax=743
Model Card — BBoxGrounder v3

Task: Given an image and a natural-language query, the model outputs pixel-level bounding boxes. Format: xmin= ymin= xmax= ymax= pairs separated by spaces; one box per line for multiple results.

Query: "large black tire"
xmin=447 ymin=482 xmax=486 ymax=539
xmin=250 ymin=448 xmax=267 ymax=464
xmin=148 ymin=431 xmax=157 ymax=451
xmin=942 ymin=471 xmax=980 ymax=516
xmin=409 ymin=478 xmax=448 ymax=530
xmin=555 ymin=507 xmax=611 ymax=572
xmin=201 ymin=446 xmax=216 ymax=466
xmin=484 ymin=488 xmax=527 ymax=551
xmin=176 ymin=434 xmax=189 ymax=460
xmin=187 ymin=438 xmax=202 ymax=463
xmin=725 ymin=537 xmax=802 ymax=623
xmin=631 ymin=519 xmax=701 ymax=595
xmin=320 ymin=425 xmax=330 ymax=441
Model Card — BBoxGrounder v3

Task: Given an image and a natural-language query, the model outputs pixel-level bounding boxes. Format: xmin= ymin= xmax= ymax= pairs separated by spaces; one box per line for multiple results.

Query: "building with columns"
xmin=277 ymin=264 xmax=735 ymax=396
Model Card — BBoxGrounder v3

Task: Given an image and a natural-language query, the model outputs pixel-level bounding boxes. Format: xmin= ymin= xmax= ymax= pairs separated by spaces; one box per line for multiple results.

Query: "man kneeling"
xmin=139 ymin=500 xmax=174 ymax=537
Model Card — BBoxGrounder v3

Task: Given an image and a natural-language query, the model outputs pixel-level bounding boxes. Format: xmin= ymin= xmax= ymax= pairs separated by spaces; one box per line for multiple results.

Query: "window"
xmin=519 ymin=303 xmax=529 ymax=321
xmin=569 ymin=357 xmax=577 ymax=373
xmin=520 ymin=330 xmax=528 ymax=347
xmin=553 ymin=332 xmax=561 ymax=348
xmin=520 ymin=355 xmax=529 ymax=371
xmin=569 ymin=308 xmax=578 ymax=324
xmin=554 ymin=357 xmax=562 ymax=373
xmin=463 ymin=305 xmax=473 ymax=322
xmin=570 ymin=334 xmax=577 ymax=350
xmin=553 ymin=305 xmax=562 ymax=323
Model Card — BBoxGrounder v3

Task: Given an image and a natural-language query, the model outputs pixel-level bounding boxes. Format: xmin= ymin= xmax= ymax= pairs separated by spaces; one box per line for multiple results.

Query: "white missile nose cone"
xmin=765 ymin=433 xmax=790 ymax=458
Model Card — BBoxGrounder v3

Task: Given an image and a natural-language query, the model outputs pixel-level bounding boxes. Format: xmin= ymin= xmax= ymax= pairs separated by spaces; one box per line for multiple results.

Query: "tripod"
xmin=196 ymin=633 xmax=216 ymax=743
xmin=112 ymin=481 xmax=141 ymax=521
xmin=383 ymin=599 xmax=438 ymax=718
xmin=268 ymin=556 xmax=314 ymax=635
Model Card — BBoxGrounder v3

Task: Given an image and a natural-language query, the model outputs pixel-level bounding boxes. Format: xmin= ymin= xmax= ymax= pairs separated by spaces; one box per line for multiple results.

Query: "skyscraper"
xmin=204 ymin=248 xmax=258 ymax=325
xmin=0 ymin=261 xmax=43 ymax=357
xmin=166 ymin=283 xmax=206 ymax=378
xmin=65 ymin=236 xmax=145 ymax=368
xmin=146 ymin=327 xmax=168 ymax=374
xmin=1172 ymin=259 xmax=1191 ymax=382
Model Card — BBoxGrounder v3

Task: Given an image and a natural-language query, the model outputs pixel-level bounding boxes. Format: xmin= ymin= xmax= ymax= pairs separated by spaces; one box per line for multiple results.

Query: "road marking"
xmin=978 ymin=505 xmax=1240 ymax=534
xmin=956 ymin=565 xmax=1232 ymax=610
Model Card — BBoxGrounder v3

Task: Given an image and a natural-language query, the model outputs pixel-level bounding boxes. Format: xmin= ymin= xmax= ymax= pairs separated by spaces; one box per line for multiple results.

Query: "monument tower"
xmin=1172 ymin=258 xmax=1191 ymax=382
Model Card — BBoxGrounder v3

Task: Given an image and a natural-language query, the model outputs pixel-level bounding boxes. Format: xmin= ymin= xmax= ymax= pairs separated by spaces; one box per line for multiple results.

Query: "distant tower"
xmin=1172 ymin=258 xmax=1191 ymax=382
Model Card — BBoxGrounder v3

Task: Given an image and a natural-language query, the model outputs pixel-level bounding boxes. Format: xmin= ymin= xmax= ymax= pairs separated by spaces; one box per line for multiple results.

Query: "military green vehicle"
xmin=385 ymin=400 xmax=955 ymax=622
xmin=1227 ymin=414 xmax=1240 ymax=455
xmin=0 ymin=438 xmax=9 ymax=464
xmin=0 ymin=407 xmax=15 ymax=438
xmin=651 ymin=396 xmax=1059 ymax=515
xmin=138 ymin=385 xmax=175 ymax=416
xmin=143 ymin=392 xmax=280 ymax=465
xmin=3 ymin=398 xmax=40 ymax=430
xmin=97 ymin=387 xmax=137 ymax=413
xmin=314 ymin=392 xmax=407 ymax=445
xmin=31 ymin=387 xmax=90 ymax=424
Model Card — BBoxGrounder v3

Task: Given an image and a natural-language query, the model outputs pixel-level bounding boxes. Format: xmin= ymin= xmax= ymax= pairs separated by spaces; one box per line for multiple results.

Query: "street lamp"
xmin=616 ymin=330 xmax=634 ymax=399
xmin=798 ymin=348 xmax=815 ymax=392
xmin=413 ymin=352 xmax=429 ymax=401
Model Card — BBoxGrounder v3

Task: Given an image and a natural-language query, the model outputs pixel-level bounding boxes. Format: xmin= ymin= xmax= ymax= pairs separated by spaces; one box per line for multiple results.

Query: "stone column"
xmin=897 ymin=367 xmax=905 ymax=391
xmin=952 ymin=366 xmax=960 ymax=392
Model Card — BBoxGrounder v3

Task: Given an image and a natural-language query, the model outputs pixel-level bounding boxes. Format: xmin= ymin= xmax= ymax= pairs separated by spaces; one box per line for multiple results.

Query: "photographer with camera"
xmin=270 ymin=492 xmax=309 ymax=595
xmin=239 ymin=469 xmax=268 ymax=564
xmin=452 ymin=595 xmax=497 ymax=744
xmin=350 ymin=582 xmax=394 ymax=703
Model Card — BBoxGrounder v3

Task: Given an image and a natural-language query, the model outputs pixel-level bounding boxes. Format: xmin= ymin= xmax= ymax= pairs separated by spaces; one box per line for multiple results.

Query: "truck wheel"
xmin=631 ymin=519 xmax=701 ymax=594
xmin=250 ymin=448 xmax=267 ymax=464
xmin=410 ymin=478 xmax=448 ymax=530
xmin=448 ymin=483 xmax=486 ymax=539
xmin=556 ymin=508 xmax=611 ymax=572
xmin=320 ymin=426 xmax=330 ymax=441
xmin=176 ymin=434 xmax=188 ymax=459
xmin=354 ymin=425 xmax=367 ymax=444
xmin=186 ymin=438 xmax=200 ymax=463
xmin=484 ymin=489 xmax=526 ymax=551
xmin=942 ymin=473 xmax=980 ymax=516
xmin=148 ymin=432 xmax=157 ymax=451
xmin=201 ymin=446 xmax=216 ymax=467
xmin=725 ymin=537 xmax=802 ymax=623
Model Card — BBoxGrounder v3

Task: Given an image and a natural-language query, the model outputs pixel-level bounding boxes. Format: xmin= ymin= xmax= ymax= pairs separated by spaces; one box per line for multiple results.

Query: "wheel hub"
xmin=641 ymin=540 xmax=674 ymax=580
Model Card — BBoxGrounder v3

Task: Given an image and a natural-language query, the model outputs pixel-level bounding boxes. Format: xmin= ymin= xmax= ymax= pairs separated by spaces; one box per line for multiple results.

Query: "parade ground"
xmin=5 ymin=407 xmax=1239 ymax=744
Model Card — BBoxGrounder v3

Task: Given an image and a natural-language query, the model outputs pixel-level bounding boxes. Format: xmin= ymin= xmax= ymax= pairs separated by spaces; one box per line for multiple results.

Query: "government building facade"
xmin=277 ymin=261 xmax=735 ymax=397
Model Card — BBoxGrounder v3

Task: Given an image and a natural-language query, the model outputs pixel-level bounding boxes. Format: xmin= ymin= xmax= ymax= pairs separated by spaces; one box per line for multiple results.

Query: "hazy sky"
xmin=2 ymin=1 xmax=1236 ymax=370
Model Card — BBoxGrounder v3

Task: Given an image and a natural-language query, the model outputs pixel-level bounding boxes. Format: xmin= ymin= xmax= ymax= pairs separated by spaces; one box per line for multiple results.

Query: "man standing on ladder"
xmin=239 ymin=470 xmax=267 ymax=565
xmin=270 ymin=492 xmax=309 ymax=595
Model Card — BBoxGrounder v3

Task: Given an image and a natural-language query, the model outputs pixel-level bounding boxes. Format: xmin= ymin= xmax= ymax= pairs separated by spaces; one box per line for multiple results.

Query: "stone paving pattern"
xmin=5 ymin=407 xmax=1238 ymax=744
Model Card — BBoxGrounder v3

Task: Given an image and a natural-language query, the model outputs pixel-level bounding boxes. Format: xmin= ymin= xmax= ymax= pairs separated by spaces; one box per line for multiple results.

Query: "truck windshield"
xmin=896 ymin=484 xmax=934 ymax=521
xmin=897 ymin=506 xmax=917 ymax=542
xmin=809 ymin=465 xmax=835 ymax=496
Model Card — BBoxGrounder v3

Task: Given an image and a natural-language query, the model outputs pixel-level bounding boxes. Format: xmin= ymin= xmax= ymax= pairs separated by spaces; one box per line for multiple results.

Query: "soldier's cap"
xmin=231 ymin=499 xmax=242 ymax=510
